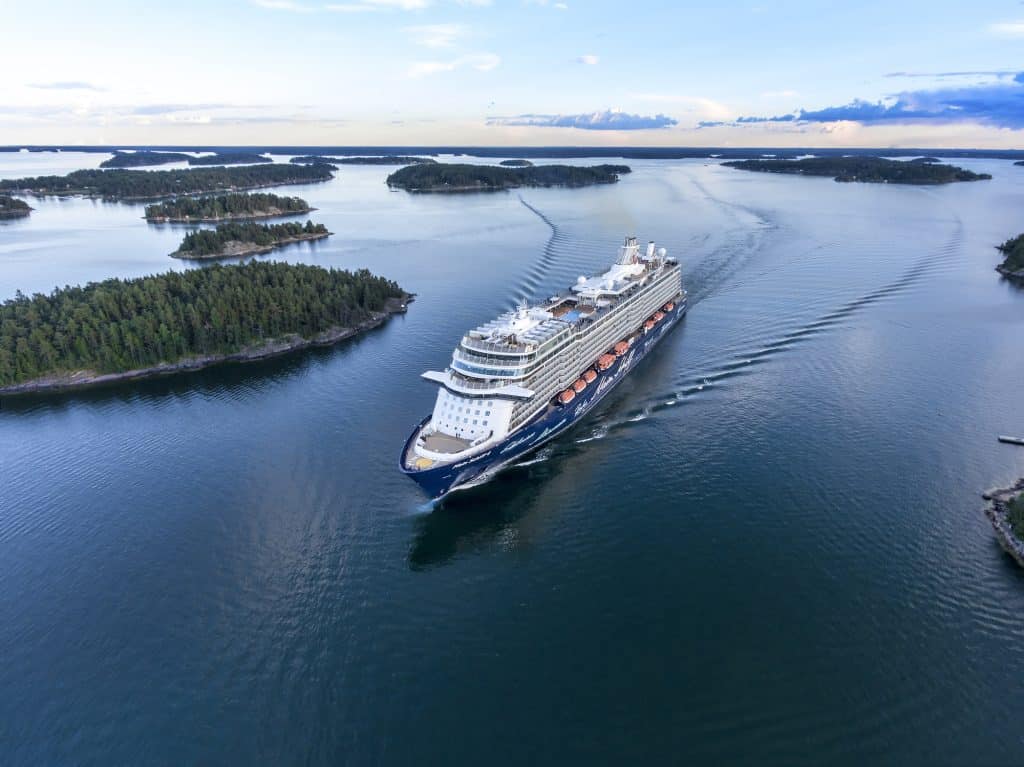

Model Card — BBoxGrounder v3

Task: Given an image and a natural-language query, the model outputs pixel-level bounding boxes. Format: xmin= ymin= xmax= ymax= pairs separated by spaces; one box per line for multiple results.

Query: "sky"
xmin=2 ymin=0 xmax=1023 ymax=147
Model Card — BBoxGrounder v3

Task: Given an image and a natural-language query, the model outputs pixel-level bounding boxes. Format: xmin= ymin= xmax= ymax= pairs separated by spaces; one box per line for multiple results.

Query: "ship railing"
xmin=462 ymin=337 xmax=533 ymax=355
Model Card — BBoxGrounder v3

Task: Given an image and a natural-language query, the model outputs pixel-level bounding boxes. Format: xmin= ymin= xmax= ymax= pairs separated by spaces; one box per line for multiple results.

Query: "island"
xmin=144 ymin=193 xmax=313 ymax=223
xmin=722 ymin=156 xmax=992 ymax=184
xmin=0 ymin=164 xmax=334 ymax=201
xmin=170 ymin=220 xmax=331 ymax=260
xmin=289 ymin=155 xmax=437 ymax=166
xmin=386 ymin=163 xmax=632 ymax=192
xmin=995 ymin=233 xmax=1024 ymax=281
xmin=101 ymin=151 xmax=273 ymax=168
xmin=983 ymin=480 xmax=1024 ymax=568
xmin=0 ymin=195 xmax=32 ymax=219
xmin=499 ymin=159 xmax=533 ymax=167
xmin=0 ymin=262 xmax=408 ymax=395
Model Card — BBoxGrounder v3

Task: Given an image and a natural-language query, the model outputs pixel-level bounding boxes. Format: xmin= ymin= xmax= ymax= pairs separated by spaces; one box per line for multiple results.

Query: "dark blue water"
xmin=2 ymin=153 xmax=1023 ymax=765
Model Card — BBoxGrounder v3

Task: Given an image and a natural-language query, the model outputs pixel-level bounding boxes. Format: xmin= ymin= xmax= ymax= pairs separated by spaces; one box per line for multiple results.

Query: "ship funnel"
xmin=646 ymin=241 xmax=655 ymax=259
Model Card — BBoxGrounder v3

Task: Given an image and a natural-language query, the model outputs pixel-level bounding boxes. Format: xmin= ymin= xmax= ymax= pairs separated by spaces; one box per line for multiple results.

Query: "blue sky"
xmin=2 ymin=0 xmax=1023 ymax=146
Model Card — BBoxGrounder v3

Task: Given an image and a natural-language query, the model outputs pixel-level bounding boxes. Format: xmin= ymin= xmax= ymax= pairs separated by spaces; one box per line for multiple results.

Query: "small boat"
xmin=653 ymin=311 xmax=665 ymax=322
xmin=572 ymin=378 xmax=587 ymax=393
xmin=583 ymin=370 xmax=597 ymax=383
xmin=597 ymin=353 xmax=616 ymax=371
xmin=998 ymin=435 xmax=1024 ymax=446
xmin=613 ymin=341 xmax=629 ymax=356
xmin=663 ymin=302 xmax=674 ymax=312
xmin=558 ymin=389 xmax=576 ymax=404
xmin=643 ymin=319 xmax=655 ymax=331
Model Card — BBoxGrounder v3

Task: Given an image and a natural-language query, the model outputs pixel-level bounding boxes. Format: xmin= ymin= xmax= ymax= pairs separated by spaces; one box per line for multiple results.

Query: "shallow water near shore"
xmin=2 ymin=152 xmax=1024 ymax=765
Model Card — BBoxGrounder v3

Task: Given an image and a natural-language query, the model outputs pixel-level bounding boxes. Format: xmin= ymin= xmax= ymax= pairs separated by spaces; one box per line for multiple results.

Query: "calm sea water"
xmin=1 ymin=152 xmax=1023 ymax=766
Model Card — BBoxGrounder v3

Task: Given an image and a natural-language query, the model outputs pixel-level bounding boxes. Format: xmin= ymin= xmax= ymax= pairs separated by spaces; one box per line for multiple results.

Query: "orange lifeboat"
xmin=583 ymin=369 xmax=597 ymax=384
xmin=613 ymin=341 xmax=629 ymax=357
xmin=597 ymin=353 xmax=616 ymax=371
xmin=572 ymin=378 xmax=587 ymax=393
xmin=653 ymin=311 xmax=665 ymax=322
xmin=643 ymin=319 xmax=655 ymax=332
xmin=558 ymin=389 xmax=576 ymax=405
xmin=663 ymin=302 xmax=674 ymax=312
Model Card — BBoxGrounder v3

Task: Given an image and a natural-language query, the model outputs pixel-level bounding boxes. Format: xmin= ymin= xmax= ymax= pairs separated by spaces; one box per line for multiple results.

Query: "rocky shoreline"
xmin=146 ymin=206 xmax=314 ymax=224
xmin=0 ymin=296 xmax=411 ymax=397
xmin=169 ymin=231 xmax=331 ymax=260
xmin=982 ymin=478 xmax=1024 ymax=567
xmin=996 ymin=264 xmax=1024 ymax=282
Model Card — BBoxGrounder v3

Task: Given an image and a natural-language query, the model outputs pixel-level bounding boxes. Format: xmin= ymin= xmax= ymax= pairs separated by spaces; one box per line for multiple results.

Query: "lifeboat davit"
xmin=653 ymin=311 xmax=665 ymax=322
xmin=558 ymin=389 xmax=576 ymax=405
xmin=663 ymin=302 xmax=674 ymax=312
xmin=643 ymin=319 xmax=656 ymax=332
xmin=613 ymin=341 xmax=629 ymax=356
xmin=583 ymin=369 xmax=597 ymax=384
xmin=572 ymin=378 xmax=587 ymax=393
xmin=597 ymin=353 xmax=616 ymax=371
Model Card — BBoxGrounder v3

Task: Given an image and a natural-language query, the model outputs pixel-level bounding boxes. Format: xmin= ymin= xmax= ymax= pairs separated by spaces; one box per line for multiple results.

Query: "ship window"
xmin=473 ymin=419 xmax=478 ymax=425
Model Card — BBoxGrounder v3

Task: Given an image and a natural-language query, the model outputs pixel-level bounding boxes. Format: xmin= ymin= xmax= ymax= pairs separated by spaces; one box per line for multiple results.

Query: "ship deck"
xmin=421 ymin=431 xmax=473 ymax=454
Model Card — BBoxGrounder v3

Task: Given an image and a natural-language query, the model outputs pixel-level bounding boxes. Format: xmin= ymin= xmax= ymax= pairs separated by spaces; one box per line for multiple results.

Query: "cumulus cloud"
xmin=989 ymin=20 xmax=1024 ymax=37
xmin=722 ymin=73 xmax=1024 ymax=129
xmin=405 ymin=23 xmax=468 ymax=48
xmin=576 ymin=54 xmax=599 ymax=65
xmin=488 ymin=109 xmax=677 ymax=130
xmin=408 ymin=52 xmax=500 ymax=77
xmin=28 ymin=81 xmax=106 ymax=91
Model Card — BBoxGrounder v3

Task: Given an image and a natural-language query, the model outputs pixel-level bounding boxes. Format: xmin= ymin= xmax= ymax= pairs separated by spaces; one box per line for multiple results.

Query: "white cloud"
xmin=456 ymin=0 xmax=492 ymax=5
xmin=989 ymin=20 xmax=1024 ymax=37
xmin=408 ymin=52 xmax=500 ymax=77
xmin=631 ymin=93 xmax=732 ymax=120
xmin=554 ymin=2 xmax=568 ymax=8
xmin=251 ymin=0 xmax=313 ymax=10
xmin=576 ymin=54 xmax=599 ymax=65
xmin=405 ymin=23 xmax=468 ymax=48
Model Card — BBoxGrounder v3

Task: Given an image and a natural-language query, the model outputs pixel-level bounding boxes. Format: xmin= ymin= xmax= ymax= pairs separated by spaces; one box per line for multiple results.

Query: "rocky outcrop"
xmin=982 ymin=478 xmax=1024 ymax=568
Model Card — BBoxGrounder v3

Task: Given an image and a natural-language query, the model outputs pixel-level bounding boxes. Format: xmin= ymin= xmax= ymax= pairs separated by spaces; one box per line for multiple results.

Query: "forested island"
xmin=499 ymin=159 xmax=533 ymax=167
xmin=983 ymin=480 xmax=1024 ymax=568
xmin=101 ymin=151 xmax=272 ymax=168
xmin=145 ymin=193 xmax=312 ymax=223
xmin=386 ymin=163 xmax=631 ymax=192
xmin=0 ymin=164 xmax=334 ymax=201
xmin=0 ymin=195 xmax=32 ymax=219
xmin=101 ymin=151 xmax=193 ymax=168
xmin=170 ymin=220 xmax=330 ymax=260
xmin=290 ymin=155 xmax=437 ymax=167
xmin=722 ymin=156 xmax=991 ymax=184
xmin=995 ymin=233 xmax=1024 ymax=280
xmin=0 ymin=262 xmax=408 ymax=394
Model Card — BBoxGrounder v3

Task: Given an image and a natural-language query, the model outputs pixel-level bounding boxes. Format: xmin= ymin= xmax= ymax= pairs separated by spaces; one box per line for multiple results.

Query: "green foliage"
xmin=722 ymin=157 xmax=991 ymax=184
xmin=0 ymin=164 xmax=333 ymax=201
xmin=0 ymin=195 xmax=31 ymax=219
xmin=996 ymin=233 xmax=1024 ymax=274
xmin=1008 ymin=494 xmax=1024 ymax=540
xmin=289 ymin=155 xmax=437 ymax=166
xmin=0 ymin=262 xmax=404 ymax=385
xmin=101 ymin=152 xmax=193 ymax=168
xmin=102 ymin=151 xmax=272 ymax=168
xmin=386 ymin=163 xmax=631 ymax=192
xmin=176 ymin=221 xmax=328 ymax=257
xmin=145 ymin=193 xmax=310 ymax=221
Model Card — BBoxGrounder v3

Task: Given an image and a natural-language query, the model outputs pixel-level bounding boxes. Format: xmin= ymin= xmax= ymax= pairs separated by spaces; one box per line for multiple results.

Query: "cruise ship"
xmin=400 ymin=236 xmax=687 ymax=499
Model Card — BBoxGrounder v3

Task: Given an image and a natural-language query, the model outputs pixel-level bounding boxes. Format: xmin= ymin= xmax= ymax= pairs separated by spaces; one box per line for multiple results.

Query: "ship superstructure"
xmin=401 ymin=236 xmax=687 ymax=498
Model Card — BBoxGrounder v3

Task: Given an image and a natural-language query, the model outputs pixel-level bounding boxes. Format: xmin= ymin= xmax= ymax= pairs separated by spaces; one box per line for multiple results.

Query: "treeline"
xmin=145 ymin=193 xmax=311 ymax=222
xmin=386 ymin=163 xmax=632 ymax=192
xmin=0 ymin=164 xmax=334 ymax=200
xmin=0 ymin=262 xmax=405 ymax=385
xmin=290 ymin=155 xmax=437 ymax=167
xmin=996 ymin=233 xmax=1024 ymax=277
xmin=175 ymin=220 xmax=328 ymax=257
xmin=499 ymin=159 xmax=533 ymax=167
xmin=722 ymin=157 xmax=992 ymax=185
xmin=102 ymin=151 xmax=273 ymax=168
xmin=0 ymin=195 xmax=31 ymax=219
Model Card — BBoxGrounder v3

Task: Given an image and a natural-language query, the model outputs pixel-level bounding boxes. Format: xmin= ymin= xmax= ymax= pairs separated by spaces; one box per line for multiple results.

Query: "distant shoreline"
xmin=0 ymin=296 xmax=411 ymax=397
